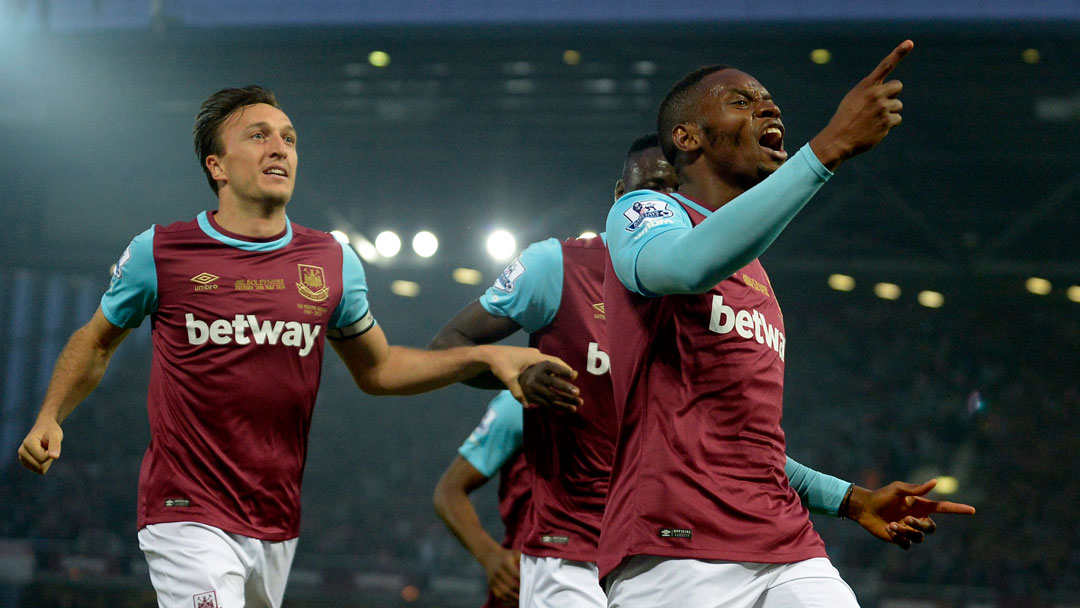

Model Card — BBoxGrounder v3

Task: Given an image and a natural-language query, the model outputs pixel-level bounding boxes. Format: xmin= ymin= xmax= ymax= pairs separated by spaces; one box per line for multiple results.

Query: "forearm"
xmin=635 ymin=145 xmax=832 ymax=295
xmin=429 ymin=328 xmax=505 ymax=390
xmin=37 ymin=325 xmax=118 ymax=424
xmin=433 ymin=483 xmax=503 ymax=565
xmin=357 ymin=345 xmax=496 ymax=395
xmin=785 ymin=456 xmax=853 ymax=517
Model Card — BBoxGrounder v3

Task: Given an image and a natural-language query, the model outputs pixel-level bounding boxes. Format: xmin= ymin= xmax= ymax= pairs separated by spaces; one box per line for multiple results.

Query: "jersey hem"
xmin=598 ymin=545 xmax=828 ymax=580
xmin=138 ymin=513 xmax=299 ymax=542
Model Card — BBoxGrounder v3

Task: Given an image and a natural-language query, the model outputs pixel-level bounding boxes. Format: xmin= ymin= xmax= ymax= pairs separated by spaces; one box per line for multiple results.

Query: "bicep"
xmin=83 ymin=306 xmax=132 ymax=355
xmin=330 ymin=323 xmax=390 ymax=380
xmin=440 ymin=454 xmax=492 ymax=494
xmin=429 ymin=301 xmax=522 ymax=349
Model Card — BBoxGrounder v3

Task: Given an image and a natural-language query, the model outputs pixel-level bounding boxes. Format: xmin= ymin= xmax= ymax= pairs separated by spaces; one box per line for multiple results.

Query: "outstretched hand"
xmin=810 ymin=39 xmax=913 ymax=170
xmin=18 ymin=418 xmax=64 ymax=475
xmin=520 ymin=360 xmax=583 ymax=412
xmin=486 ymin=346 xmax=577 ymax=410
xmin=848 ymin=479 xmax=975 ymax=549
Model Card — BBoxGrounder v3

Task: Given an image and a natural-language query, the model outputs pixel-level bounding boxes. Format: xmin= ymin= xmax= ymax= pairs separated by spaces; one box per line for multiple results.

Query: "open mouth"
xmin=263 ymin=167 xmax=289 ymax=179
xmin=758 ymin=126 xmax=787 ymax=160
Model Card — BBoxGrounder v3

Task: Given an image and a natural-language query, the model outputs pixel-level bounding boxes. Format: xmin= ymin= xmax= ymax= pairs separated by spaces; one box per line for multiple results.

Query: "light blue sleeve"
xmin=329 ymin=241 xmax=374 ymax=332
xmin=785 ymin=456 xmax=853 ymax=517
xmin=457 ymin=391 xmax=524 ymax=478
xmin=478 ymin=238 xmax=563 ymax=333
xmin=606 ymin=191 xmax=694 ymax=297
xmin=100 ymin=227 xmax=158 ymax=329
xmin=605 ymin=144 xmax=833 ymax=296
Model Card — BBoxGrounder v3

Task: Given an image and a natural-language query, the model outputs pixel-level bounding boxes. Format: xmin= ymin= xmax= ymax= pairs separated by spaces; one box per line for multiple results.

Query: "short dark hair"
xmin=656 ymin=64 xmax=734 ymax=167
xmin=626 ymin=133 xmax=660 ymax=159
xmin=193 ymin=85 xmax=280 ymax=194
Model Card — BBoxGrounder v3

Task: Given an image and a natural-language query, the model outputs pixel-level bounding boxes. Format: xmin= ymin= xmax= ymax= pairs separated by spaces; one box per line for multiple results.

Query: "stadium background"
xmin=1 ymin=1 xmax=1077 ymax=606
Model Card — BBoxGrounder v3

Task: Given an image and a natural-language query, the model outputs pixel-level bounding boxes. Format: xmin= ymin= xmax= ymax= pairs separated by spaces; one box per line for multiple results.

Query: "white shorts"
xmin=520 ymin=554 xmax=607 ymax=608
xmin=137 ymin=522 xmax=298 ymax=608
xmin=605 ymin=556 xmax=859 ymax=608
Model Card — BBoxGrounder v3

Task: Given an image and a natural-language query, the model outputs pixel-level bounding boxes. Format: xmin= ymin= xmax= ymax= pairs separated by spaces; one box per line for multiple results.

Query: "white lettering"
xmin=232 ymin=315 xmax=251 ymax=345
xmin=186 ymin=313 xmax=208 ymax=345
xmin=735 ymin=310 xmax=753 ymax=339
xmin=707 ymin=295 xmax=786 ymax=361
xmin=184 ymin=313 xmax=321 ymax=357
xmin=300 ymin=323 xmax=321 ymax=357
xmin=248 ymin=315 xmax=285 ymax=345
xmin=586 ymin=341 xmax=610 ymax=376
xmin=708 ymin=296 xmax=735 ymax=333
xmin=209 ymin=319 xmax=232 ymax=344
xmin=763 ymin=322 xmax=778 ymax=350
xmin=281 ymin=322 xmax=303 ymax=348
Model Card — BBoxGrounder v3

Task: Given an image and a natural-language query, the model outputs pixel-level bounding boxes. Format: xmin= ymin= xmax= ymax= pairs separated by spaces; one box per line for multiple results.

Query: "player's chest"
xmin=155 ymin=248 xmax=340 ymax=325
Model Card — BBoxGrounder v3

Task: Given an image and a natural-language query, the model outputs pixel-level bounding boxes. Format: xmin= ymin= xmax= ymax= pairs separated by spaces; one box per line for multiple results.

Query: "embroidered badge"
xmin=297 ymin=264 xmax=329 ymax=302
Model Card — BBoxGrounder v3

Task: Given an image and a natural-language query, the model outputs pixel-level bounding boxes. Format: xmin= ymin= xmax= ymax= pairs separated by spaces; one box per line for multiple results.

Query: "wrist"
xmin=809 ymin=132 xmax=851 ymax=172
xmin=842 ymin=485 xmax=871 ymax=520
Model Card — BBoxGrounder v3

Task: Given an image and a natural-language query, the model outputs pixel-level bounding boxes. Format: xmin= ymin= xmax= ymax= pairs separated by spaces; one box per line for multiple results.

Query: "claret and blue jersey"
xmin=597 ymin=145 xmax=844 ymax=578
xmin=101 ymin=210 xmax=372 ymax=541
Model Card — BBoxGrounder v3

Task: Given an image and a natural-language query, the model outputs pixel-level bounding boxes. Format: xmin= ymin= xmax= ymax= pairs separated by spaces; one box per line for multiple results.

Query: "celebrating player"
xmin=600 ymin=41 xmax=976 ymax=607
xmin=435 ymin=128 xmax=962 ymax=607
xmin=16 ymin=85 xmax=571 ymax=608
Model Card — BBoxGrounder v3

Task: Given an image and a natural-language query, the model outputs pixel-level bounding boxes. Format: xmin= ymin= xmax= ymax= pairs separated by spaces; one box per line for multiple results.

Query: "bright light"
xmin=369 ymin=51 xmax=391 ymax=68
xmin=810 ymin=49 xmax=832 ymax=65
xmin=827 ymin=274 xmax=855 ymax=292
xmin=1022 ymin=48 xmax=1041 ymax=64
xmin=874 ymin=282 xmax=901 ymax=300
xmin=412 ymin=231 xmax=438 ymax=258
xmin=633 ymin=60 xmax=657 ymax=75
xmin=374 ymin=231 xmax=401 ymax=257
xmin=354 ymin=239 xmax=378 ymax=263
xmin=486 ymin=230 xmax=517 ymax=261
xmin=1068 ymin=285 xmax=1080 ymax=303
xmin=563 ymin=49 xmax=581 ymax=65
xmin=935 ymin=476 xmax=959 ymax=495
xmin=579 ymin=231 xmax=598 ymax=239
xmin=453 ymin=268 xmax=484 ymax=285
xmin=390 ymin=280 xmax=420 ymax=297
xmin=1026 ymin=277 xmax=1052 ymax=295
xmin=329 ymin=230 xmax=350 ymax=245
xmin=918 ymin=290 xmax=945 ymax=308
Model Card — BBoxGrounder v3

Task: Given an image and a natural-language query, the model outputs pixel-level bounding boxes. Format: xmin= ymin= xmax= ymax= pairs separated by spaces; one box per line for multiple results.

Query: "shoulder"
xmin=153 ymin=215 xmax=202 ymax=236
xmin=560 ymin=234 xmax=606 ymax=250
xmin=289 ymin=223 xmax=340 ymax=247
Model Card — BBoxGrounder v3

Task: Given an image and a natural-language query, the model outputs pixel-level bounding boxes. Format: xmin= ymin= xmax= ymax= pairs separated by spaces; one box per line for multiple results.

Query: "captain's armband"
xmin=327 ymin=311 xmax=376 ymax=341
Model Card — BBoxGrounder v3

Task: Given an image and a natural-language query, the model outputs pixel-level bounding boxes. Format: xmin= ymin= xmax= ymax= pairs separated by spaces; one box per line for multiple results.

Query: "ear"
xmin=614 ymin=179 xmax=626 ymax=201
xmin=206 ymin=155 xmax=227 ymax=185
xmin=671 ymin=124 xmax=701 ymax=154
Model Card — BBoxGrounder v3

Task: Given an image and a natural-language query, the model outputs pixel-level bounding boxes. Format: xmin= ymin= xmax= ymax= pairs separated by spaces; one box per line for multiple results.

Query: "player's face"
xmin=694 ymin=69 xmax=786 ymax=189
xmin=615 ymin=147 xmax=678 ymax=200
xmin=211 ymin=103 xmax=298 ymax=206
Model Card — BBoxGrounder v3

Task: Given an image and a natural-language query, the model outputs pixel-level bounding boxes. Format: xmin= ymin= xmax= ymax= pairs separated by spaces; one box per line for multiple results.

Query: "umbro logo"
xmin=191 ymin=273 xmax=220 ymax=291
xmin=591 ymin=302 xmax=605 ymax=320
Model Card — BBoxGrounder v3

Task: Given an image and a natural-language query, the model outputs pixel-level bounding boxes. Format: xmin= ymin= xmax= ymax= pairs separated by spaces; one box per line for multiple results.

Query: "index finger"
xmin=864 ymin=40 xmax=914 ymax=85
xmin=913 ymin=497 xmax=976 ymax=516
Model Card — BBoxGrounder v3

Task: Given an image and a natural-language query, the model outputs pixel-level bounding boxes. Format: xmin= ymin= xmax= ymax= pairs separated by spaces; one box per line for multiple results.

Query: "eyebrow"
xmin=245 ymin=121 xmax=297 ymax=135
xmin=730 ymin=87 xmax=772 ymax=101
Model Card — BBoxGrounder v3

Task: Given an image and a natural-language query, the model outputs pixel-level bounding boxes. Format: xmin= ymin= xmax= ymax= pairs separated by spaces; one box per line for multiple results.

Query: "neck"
xmin=676 ymin=165 xmax=746 ymax=211
xmin=215 ymin=193 xmax=288 ymax=238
